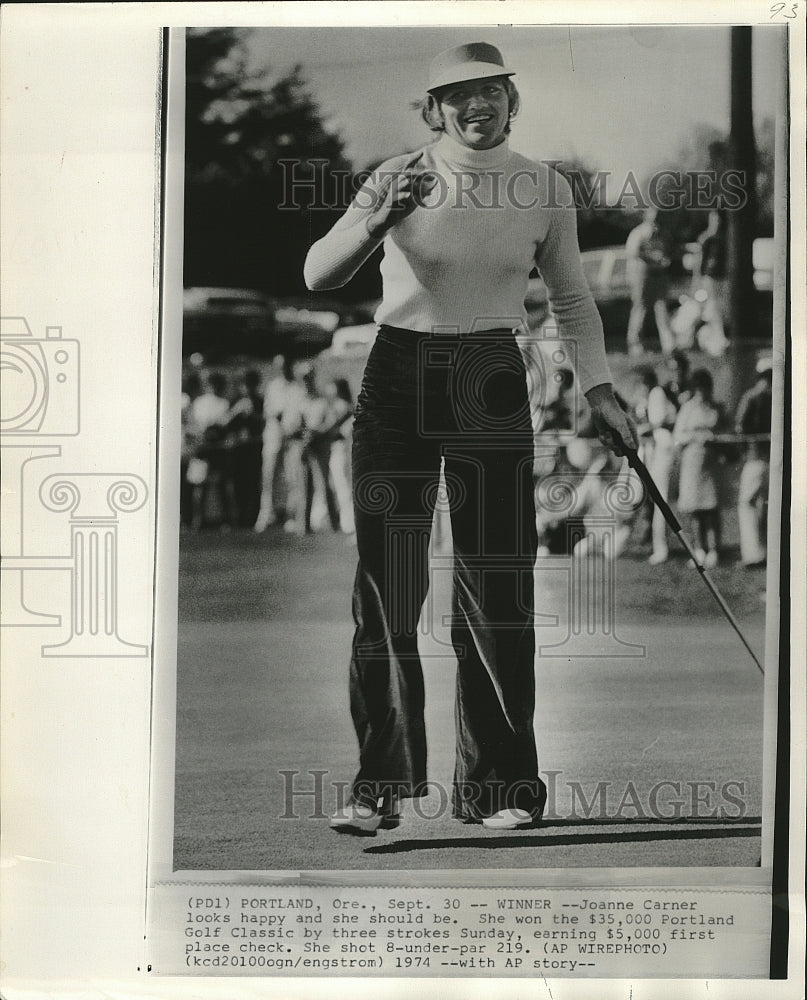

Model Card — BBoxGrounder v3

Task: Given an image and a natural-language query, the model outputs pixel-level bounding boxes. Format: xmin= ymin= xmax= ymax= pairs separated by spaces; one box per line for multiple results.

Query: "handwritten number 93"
xmin=770 ymin=2 xmax=798 ymax=17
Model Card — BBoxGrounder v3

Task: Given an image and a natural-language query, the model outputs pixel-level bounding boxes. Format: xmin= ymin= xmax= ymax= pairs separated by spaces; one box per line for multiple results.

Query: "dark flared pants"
xmin=347 ymin=326 xmax=544 ymax=822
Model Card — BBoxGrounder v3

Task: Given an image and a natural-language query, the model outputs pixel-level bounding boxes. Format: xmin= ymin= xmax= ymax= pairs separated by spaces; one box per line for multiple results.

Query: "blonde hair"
xmin=411 ymin=78 xmax=520 ymax=134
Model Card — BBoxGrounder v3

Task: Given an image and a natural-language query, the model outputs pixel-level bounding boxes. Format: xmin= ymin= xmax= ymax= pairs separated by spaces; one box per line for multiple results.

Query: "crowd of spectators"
xmin=180 ymin=357 xmax=355 ymax=537
xmin=529 ymin=349 xmax=773 ymax=568
xmin=180 ymin=346 xmax=772 ymax=571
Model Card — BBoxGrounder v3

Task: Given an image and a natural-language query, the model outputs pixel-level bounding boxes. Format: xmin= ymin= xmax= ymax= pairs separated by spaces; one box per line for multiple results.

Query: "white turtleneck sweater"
xmin=304 ymin=132 xmax=611 ymax=394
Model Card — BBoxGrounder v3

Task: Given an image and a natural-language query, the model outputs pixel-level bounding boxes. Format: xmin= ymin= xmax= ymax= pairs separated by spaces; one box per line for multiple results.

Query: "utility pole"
xmin=728 ymin=26 xmax=758 ymax=342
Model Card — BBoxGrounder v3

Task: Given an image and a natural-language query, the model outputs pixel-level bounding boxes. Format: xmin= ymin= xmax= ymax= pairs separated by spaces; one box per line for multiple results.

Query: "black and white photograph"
xmin=0 ymin=3 xmax=804 ymax=997
xmin=171 ymin=23 xmax=786 ymax=873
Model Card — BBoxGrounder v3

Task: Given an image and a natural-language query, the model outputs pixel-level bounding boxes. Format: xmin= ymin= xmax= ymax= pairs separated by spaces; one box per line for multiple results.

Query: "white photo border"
xmin=0 ymin=2 xmax=804 ymax=998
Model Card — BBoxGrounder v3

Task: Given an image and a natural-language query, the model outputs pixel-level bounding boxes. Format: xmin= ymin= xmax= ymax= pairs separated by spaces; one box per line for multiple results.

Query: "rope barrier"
xmin=185 ymin=429 xmax=770 ymax=456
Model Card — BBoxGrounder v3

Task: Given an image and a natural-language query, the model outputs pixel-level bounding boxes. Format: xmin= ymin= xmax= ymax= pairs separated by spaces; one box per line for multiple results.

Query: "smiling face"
xmin=434 ymin=77 xmax=510 ymax=150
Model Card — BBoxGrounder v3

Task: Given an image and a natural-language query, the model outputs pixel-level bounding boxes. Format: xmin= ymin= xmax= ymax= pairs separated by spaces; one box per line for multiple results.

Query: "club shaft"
xmin=625 ymin=448 xmax=681 ymax=531
xmin=623 ymin=446 xmax=764 ymax=675
xmin=672 ymin=529 xmax=765 ymax=675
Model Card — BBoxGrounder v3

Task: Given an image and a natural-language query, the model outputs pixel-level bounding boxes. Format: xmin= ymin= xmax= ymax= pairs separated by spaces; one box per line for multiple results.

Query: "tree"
xmin=185 ymin=28 xmax=347 ymax=185
xmin=183 ymin=28 xmax=355 ymax=298
xmin=555 ymin=158 xmax=640 ymax=250
xmin=644 ymin=115 xmax=774 ymax=245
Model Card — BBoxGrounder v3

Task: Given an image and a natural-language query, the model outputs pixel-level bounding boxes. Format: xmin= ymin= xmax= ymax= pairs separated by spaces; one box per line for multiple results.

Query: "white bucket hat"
xmin=427 ymin=42 xmax=515 ymax=94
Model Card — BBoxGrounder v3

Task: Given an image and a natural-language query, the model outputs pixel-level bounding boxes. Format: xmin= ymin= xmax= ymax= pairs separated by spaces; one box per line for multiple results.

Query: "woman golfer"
xmin=304 ymin=42 xmax=636 ymax=833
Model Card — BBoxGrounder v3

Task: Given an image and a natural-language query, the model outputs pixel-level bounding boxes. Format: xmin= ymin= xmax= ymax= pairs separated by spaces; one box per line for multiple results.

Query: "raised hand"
xmin=365 ymin=153 xmax=438 ymax=239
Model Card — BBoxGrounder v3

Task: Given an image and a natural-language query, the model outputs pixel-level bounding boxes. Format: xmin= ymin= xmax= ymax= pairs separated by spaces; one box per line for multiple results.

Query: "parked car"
xmin=182 ymin=287 xmax=276 ymax=360
xmin=182 ymin=289 xmax=348 ymax=360
xmin=327 ymin=323 xmax=378 ymax=358
xmin=525 ymin=238 xmax=774 ymax=347
xmin=273 ymin=306 xmax=340 ymax=357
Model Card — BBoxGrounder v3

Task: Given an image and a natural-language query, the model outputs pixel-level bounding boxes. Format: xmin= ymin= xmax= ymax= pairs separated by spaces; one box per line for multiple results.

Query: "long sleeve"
xmin=534 ymin=173 xmax=611 ymax=394
xmin=303 ymin=137 xmax=611 ymax=399
xmin=303 ymin=154 xmax=412 ymax=291
xmin=303 ymin=201 xmax=384 ymax=291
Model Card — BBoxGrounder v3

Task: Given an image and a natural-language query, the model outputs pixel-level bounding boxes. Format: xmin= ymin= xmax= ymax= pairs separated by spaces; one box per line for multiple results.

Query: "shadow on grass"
xmin=363 ymin=816 xmax=762 ymax=855
xmin=535 ymin=815 xmax=761 ymax=829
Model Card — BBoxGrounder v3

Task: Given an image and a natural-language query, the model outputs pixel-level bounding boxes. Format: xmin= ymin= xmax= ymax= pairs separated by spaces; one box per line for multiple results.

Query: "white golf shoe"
xmin=481 ymin=808 xmax=536 ymax=831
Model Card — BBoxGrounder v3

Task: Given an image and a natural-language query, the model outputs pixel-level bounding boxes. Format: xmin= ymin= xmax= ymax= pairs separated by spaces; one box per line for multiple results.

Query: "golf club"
xmin=620 ymin=441 xmax=765 ymax=676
